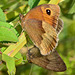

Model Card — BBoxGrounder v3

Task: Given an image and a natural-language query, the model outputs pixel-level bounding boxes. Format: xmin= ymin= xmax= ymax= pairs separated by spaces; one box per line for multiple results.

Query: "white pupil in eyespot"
xmin=46 ymin=9 xmax=51 ymax=15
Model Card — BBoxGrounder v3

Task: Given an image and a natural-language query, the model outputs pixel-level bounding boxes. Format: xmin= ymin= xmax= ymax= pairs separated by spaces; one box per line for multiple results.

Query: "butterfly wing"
xmin=25 ymin=19 xmax=58 ymax=55
xmin=56 ymin=18 xmax=63 ymax=34
xmin=41 ymin=21 xmax=58 ymax=55
xmin=27 ymin=46 xmax=66 ymax=72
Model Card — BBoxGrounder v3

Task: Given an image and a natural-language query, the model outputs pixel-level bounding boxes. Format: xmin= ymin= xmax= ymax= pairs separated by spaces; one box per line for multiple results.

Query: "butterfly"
xmin=20 ymin=4 xmax=63 ymax=55
xmin=20 ymin=4 xmax=66 ymax=72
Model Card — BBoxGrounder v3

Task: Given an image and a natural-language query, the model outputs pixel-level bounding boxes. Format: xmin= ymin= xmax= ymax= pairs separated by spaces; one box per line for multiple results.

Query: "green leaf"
xmin=69 ymin=3 xmax=75 ymax=14
xmin=0 ymin=63 xmax=5 ymax=70
xmin=2 ymin=53 xmax=16 ymax=75
xmin=38 ymin=0 xmax=49 ymax=5
xmin=15 ymin=52 xmax=23 ymax=65
xmin=3 ymin=32 xmax=27 ymax=57
xmin=15 ymin=52 xmax=22 ymax=59
xmin=0 ymin=8 xmax=6 ymax=22
xmin=0 ymin=54 xmax=5 ymax=70
xmin=1 ymin=47 xmax=7 ymax=53
xmin=0 ymin=21 xmax=19 ymax=42
xmin=28 ymin=0 xmax=40 ymax=9
xmin=49 ymin=0 xmax=60 ymax=4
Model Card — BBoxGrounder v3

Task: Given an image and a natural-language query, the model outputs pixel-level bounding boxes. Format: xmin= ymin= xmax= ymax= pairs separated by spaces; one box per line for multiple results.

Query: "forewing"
xmin=25 ymin=19 xmax=58 ymax=55
xmin=27 ymin=46 xmax=66 ymax=72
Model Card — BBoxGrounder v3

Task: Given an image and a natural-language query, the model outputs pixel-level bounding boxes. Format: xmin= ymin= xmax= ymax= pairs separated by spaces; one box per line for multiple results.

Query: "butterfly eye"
xmin=46 ymin=9 xmax=51 ymax=15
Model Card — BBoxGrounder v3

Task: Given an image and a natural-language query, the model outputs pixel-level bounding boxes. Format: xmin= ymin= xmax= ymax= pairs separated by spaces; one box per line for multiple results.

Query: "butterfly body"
xmin=20 ymin=4 xmax=63 ymax=55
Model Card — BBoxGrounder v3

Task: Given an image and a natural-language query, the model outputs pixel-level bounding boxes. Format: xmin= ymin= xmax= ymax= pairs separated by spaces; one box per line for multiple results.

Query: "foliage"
xmin=0 ymin=0 xmax=75 ymax=75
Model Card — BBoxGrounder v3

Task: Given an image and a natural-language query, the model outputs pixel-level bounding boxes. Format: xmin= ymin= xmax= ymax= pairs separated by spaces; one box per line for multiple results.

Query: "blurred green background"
xmin=0 ymin=0 xmax=75 ymax=75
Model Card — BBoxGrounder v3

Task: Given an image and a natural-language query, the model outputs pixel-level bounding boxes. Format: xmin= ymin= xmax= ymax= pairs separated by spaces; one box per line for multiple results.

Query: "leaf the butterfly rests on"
xmin=27 ymin=46 xmax=66 ymax=72
xmin=20 ymin=4 xmax=60 ymax=55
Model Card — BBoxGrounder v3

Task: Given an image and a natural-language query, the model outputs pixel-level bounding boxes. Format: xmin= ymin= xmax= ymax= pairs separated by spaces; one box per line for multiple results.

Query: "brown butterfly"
xmin=27 ymin=46 xmax=66 ymax=72
xmin=20 ymin=4 xmax=63 ymax=55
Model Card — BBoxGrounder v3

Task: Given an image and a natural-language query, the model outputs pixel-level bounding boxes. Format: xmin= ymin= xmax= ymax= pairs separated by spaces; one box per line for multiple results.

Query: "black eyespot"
xmin=46 ymin=9 xmax=51 ymax=15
